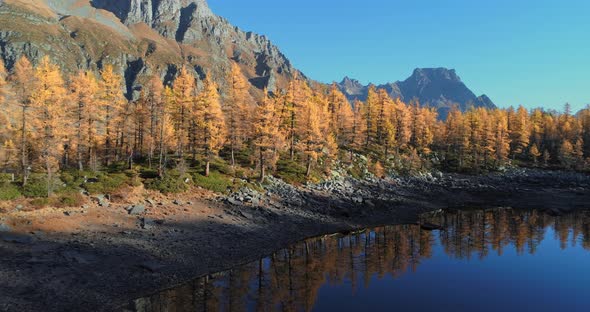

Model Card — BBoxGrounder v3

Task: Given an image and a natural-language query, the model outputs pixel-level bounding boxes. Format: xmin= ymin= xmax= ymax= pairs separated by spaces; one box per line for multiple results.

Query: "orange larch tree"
xmin=196 ymin=76 xmax=226 ymax=177
xmin=29 ymin=56 xmax=70 ymax=196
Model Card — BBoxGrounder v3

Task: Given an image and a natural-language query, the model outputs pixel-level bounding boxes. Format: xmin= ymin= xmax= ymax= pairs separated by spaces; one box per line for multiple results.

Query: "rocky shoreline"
xmin=0 ymin=169 xmax=589 ymax=312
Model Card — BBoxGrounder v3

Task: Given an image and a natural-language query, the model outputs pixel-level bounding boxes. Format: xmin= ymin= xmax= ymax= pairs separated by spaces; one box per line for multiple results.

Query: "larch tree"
xmin=252 ymin=89 xmax=284 ymax=181
xmin=394 ymin=99 xmax=412 ymax=153
xmin=509 ymin=105 xmax=530 ymax=159
xmin=11 ymin=56 xmax=35 ymax=185
xmin=375 ymin=89 xmax=394 ymax=146
xmin=225 ymin=62 xmax=252 ymax=167
xmin=327 ymin=83 xmax=349 ymax=138
xmin=196 ymin=76 xmax=226 ymax=177
xmin=363 ymin=85 xmax=379 ymax=148
xmin=494 ymin=110 xmax=511 ymax=165
xmin=144 ymin=74 xmax=165 ymax=168
xmin=558 ymin=140 xmax=574 ymax=168
xmin=334 ymin=93 xmax=354 ymax=149
xmin=350 ymin=100 xmax=367 ymax=157
xmin=99 ymin=64 xmax=126 ymax=166
xmin=0 ymin=59 xmax=16 ymax=169
xmin=0 ymin=58 xmax=6 ymax=102
xmin=382 ymin=117 xmax=397 ymax=158
xmin=280 ymin=76 xmax=310 ymax=160
xmin=171 ymin=66 xmax=195 ymax=158
xmin=529 ymin=143 xmax=541 ymax=164
xmin=573 ymin=137 xmax=584 ymax=168
xmin=29 ymin=56 xmax=69 ymax=196
xmin=70 ymin=70 xmax=99 ymax=171
xmin=296 ymin=97 xmax=323 ymax=177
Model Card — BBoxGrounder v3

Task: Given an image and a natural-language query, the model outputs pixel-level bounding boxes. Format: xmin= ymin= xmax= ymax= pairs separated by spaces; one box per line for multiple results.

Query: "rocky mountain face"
xmin=0 ymin=0 xmax=299 ymax=99
xmin=338 ymin=68 xmax=496 ymax=119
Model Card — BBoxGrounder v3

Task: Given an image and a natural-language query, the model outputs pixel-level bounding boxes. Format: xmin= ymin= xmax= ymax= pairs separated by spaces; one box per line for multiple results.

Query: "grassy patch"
xmin=83 ymin=173 xmax=131 ymax=195
xmin=192 ymin=171 xmax=234 ymax=194
xmin=145 ymin=170 xmax=190 ymax=194
xmin=275 ymin=159 xmax=307 ymax=185
xmin=0 ymin=183 xmax=22 ymax=200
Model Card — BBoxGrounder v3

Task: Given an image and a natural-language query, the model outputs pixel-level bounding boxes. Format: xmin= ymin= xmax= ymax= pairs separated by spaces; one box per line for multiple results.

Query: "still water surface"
xmin=126 ymin=208 xmax=590 ymax=312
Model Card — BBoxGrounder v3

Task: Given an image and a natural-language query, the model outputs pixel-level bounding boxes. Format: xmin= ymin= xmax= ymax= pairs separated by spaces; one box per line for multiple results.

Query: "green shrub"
xmin=0 ymin=184 xmax=22 ymax=200
xmin=275 ymin=159 xmax=307 ymax=185
xmin=145 ymin=170 xmax=190 ymax=194
xmin=83 ymin=173 xmax=130 ymax=195
xmin=22 ymin=175 xmax=55 ymax=198
xmin=192 ymin=171 xmax=234 ymax=193
xmin=30 ymin=197 xmax=51 ymax=208
xmin=55 ymin=192 xmax=85 ymax=208
xmin=0 ymin=173 xmax=14 ymax=184
xmin=209 ymin=157 xmax=234 ymax=176
xmin=124 ymin=169 xmax=143 ymax=187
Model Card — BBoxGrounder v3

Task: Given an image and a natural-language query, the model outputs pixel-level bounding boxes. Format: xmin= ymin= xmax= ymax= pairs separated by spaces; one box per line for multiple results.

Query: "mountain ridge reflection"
xmin=125 ymin=208 xmax=590 ymax=312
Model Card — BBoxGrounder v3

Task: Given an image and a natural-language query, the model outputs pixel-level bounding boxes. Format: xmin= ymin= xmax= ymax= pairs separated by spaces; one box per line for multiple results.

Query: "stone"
xmin=239 ymin=211 xmax=253 ymax=219
xmin=1 ymin=234 xmax=33 ymax=244
xmin=228 ymin=198 xmax=241 ymax=206
xmin=14 ymin=204 xmax=24 ymax=211
xmin=0 ymin=223 xmax=12 ymax=232
xmin=140 ymin=218 xmax=155 ymax=230
xmin=128 ymin=205 xmax=146 ymax=215
xmin=138 ymin=260 xmax=166 ymax=273
xmin=146 ymin=199 xmax=156 ymax=206
xmin=61 ymin=251 xmax=97 ymax=264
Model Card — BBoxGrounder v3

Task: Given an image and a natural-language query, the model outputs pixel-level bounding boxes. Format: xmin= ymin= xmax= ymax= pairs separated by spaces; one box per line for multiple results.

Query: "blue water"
xmin=127 ymin=209 xmax=590 ymax=312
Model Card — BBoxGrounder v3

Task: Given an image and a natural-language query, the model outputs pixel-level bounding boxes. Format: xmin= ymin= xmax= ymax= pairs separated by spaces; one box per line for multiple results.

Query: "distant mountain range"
xmin=337 ymin=68 xmax=496 ymax=119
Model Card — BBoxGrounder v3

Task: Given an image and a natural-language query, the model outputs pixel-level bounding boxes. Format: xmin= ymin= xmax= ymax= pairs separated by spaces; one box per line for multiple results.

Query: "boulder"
xmin=127 ymin=204 xmax=146 ymax=215
xmin=0 ymin=223 xmax=11 ymax=232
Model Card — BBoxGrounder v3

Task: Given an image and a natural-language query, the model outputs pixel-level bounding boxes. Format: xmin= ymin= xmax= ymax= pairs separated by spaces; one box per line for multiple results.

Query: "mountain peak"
xmin=410 ymin=67 xmax=460 ymax=83
xmin=336 ymin=68 xmax=496 ymax=119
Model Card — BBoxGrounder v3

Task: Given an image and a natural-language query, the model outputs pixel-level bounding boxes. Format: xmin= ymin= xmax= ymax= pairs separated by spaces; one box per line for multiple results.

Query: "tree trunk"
xmin=305 ymin=156 xmax=312 ymax=177
xmin=205 ymin=158 xmax=210 ymax=177
xmin=231 ymin=145 xmax=235 ymax=167
xmin=21 ymin=105 xmax=28 ymax=186
xmin=259 ymin=149 xmax=265 ymax=182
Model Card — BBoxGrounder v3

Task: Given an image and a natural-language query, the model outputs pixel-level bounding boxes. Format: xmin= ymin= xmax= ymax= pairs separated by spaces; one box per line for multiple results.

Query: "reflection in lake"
xmin=125 ymin=208 xmax=590 ymax=312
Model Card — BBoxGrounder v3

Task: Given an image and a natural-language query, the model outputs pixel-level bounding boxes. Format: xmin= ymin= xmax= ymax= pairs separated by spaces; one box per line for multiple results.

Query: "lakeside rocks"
xmin=221 ymin=168 xmax=590 ymax=217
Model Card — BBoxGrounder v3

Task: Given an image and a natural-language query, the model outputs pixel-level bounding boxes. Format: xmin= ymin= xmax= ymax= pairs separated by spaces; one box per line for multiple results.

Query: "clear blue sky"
xmin=209 ymin=0 xmax=590 ymax=112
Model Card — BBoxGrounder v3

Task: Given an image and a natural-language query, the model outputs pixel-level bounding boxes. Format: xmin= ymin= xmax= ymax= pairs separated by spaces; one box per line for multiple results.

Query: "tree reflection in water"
xmin=124 ymin=208 xmax=590 ymax=312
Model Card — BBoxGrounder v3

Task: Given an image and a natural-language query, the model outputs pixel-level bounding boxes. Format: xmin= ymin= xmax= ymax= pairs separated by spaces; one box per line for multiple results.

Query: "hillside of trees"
xmin=0 ymin=57 xmax=589 ymax=201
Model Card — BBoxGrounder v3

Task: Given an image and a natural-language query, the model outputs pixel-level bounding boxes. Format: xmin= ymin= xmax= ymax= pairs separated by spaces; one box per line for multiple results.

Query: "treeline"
xmin=1 ymin=56 xmax=589 ymax=196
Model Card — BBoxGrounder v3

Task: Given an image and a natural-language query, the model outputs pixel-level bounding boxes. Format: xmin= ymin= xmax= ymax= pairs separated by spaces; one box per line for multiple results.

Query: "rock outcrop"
xmin=0 ymin=0 xmax=299 ymax=99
